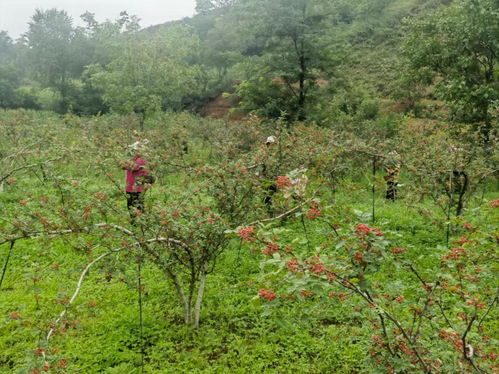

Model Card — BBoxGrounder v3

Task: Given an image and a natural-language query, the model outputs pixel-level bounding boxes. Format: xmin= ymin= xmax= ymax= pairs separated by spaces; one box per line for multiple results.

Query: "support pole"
xmin=0 ymin=242 xmax=15 ymax=290
xmin=446 ymin=171 xmax=453 ymax=248
xmin=372 ymin=157 xmax=376 ymax=224
xmin=138 ymin=259 xmax=145 ymax=373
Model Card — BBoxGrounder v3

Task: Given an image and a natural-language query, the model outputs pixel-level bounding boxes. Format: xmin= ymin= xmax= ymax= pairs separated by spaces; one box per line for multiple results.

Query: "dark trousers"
xmin=386 ymin=181 xmax=397 ymax=201
xmin=127 ymin=192 xmax=144 ymax=223
xmin=264 ymin=184 xmax=277 ymax=213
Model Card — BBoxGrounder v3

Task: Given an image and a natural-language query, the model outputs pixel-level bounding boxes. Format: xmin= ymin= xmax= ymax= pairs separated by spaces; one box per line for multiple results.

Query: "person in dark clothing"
xmin=383 ymin=152 xmax=401 ymax=202
xmin=261 ymin=136 xmax=278 ymax=213
xmin=247 ymin=136 xmax=280 ymax=215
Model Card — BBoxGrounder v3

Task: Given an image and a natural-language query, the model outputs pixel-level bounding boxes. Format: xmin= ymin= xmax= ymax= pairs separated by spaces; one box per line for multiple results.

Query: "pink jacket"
xmin=125 ymin=156 xmax=148 ymax=193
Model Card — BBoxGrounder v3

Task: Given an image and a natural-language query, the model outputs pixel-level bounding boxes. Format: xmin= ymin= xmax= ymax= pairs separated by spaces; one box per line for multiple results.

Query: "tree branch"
xmin=244 ymin=196 xmax=312 ymax=227
xmin=0 ymin=157 xmax=62 ymax=184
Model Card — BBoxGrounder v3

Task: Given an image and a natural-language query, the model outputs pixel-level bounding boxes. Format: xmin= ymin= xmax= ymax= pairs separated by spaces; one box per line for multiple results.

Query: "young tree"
xmin=87 ymin=26 xmax=202 ymax=124
xmin=399 ymin=120 xmax=494 ymax=220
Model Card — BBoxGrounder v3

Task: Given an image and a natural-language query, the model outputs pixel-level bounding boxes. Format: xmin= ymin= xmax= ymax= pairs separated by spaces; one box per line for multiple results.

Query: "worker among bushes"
xmin=121 ymin=140 xmax=154 ymax=223
xmin=383 ymin=151 xmax=401 ymax=202
xmin=251 ymin=135 xmax=280 ymax=214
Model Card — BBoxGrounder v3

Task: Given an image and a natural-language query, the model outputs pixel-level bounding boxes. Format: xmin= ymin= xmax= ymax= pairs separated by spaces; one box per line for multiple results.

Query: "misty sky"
xmin=0 ymin=0 xmax=197 ymax=39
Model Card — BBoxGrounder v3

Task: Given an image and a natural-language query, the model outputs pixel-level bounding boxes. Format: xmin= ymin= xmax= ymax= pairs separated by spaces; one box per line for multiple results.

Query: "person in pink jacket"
xmin=122 ymin=141 xmax=151 ymax=223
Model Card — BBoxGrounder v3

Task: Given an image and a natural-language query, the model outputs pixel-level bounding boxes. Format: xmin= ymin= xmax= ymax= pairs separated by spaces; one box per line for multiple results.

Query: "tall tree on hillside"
xmin=0 ymin=32 xmax=20 ymax=107
xmin=402 ymin=0 xmax=499 ymax=144
xmin=0 ymin=32 xmax=15 ymax=61
xmin=24 ymin=9 xmax=78 ymax=112
xmin=268 ymin=0 xmax=332 ymax=120
xmin=78 ymin=11 xmax=141 ymax=66
xmin=0 ymin=32 xmax=37 ymax=109
xmin=233 ymin=0 xmax=337 ymax=121
xmin=198 ymin=1 xmax=264 ymax=92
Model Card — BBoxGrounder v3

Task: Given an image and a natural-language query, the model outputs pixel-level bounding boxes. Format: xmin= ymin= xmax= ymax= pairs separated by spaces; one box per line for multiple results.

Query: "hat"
xmin=265 ymin=136 xmax=277 ymax=144
xmin=130 ymin=139 xmax=149 ymax=151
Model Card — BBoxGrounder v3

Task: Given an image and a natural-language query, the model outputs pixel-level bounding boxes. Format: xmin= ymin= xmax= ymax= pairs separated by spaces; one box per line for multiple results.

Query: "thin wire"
xmin=301 ymin=214 xmax=311 ymax=251
xmin=372 ymin=157 xmax=376 ymax=224
xmin=138 ymin=259 xmax=145 ymax=374
xmin=0 ymin=241 xmax=15 ymax=290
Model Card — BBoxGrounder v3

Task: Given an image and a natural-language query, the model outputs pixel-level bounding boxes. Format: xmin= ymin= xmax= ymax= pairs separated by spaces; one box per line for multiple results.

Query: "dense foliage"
xmin=0 ymin=108 xmax=497 ymax=372
xmin=1 ymin=0 xmax=497 ymax=125
xmin=0 ymin=0 xmax=497 ymax=372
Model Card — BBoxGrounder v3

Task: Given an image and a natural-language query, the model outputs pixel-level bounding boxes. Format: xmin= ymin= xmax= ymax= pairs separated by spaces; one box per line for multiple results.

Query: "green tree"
xmin=0 ymin=31 xmax=16 ymax=61
xmin=233 ymin=0 xmax=338 ymax=120
xmin=196 ymin=2 xmax=263 ymax=97
xmin=65 ymin=11 xmax=142 ymax=115
xmin=87 ymin=26 xmax=202 ymax=126
xmin=78 ymin=11 xmax=141 ymax=66
xmin=0 ymin=65 xmax=21 ymax=108
xmin=402 ymin=0 xmax=499 ymax=143
xmin=25 ymin=9 xmax=78 ymax=112
xmin=0 ymin=32 xmax=21 ymax=108
xmin=0 ymin=32 xmax=39 ymax=109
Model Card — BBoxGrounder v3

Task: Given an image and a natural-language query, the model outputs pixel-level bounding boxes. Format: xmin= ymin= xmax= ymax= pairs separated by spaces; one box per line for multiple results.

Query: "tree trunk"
xmin=59 ymin=75 xmax=69 ymax=113
xmin=297 ymin=1 xmax=307 ymax=121
xmin=453 ymin=171 xmax=468 ymax=217
xmin=165 ymin=264 xmax=209 ymax=328
xmin=297 ymin=51 xmax=306 ymax=121
xmin=166 ymin=269 xmax=190 ymax=325
xmin=193 ymin=263 xmax=208 ymax=329
xmin=186 ymin=270 xmax=196 ymax=326
xmin=139 ymin=111 xmax=145 ymax=132
xmin=481 ymin=58 xmax=494 ymax=149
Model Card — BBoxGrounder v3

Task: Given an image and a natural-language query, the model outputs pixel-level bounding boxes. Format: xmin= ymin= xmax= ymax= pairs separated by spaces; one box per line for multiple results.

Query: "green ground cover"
xmin=0 ymin=110 xmax=497 ymax=373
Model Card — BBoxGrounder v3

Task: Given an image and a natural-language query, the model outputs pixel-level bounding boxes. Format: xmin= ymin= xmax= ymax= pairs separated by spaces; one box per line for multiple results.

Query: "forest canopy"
xmin=0 ymin=0 xmax=496 ymax=125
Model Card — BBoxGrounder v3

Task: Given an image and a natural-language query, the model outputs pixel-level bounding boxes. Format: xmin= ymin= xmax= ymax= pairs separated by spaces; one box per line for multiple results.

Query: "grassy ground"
xmin=0 ymin=109 xmax=496 ymax=373
xmin=1 ymin=176 xmax=495 ymax=373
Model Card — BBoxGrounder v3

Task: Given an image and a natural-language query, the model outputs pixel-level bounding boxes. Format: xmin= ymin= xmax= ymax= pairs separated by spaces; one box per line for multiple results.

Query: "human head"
xmin=130 ymin=139 xmax=149 ymax=154
xmin=265 ymin=136 xmax=277 ymax=146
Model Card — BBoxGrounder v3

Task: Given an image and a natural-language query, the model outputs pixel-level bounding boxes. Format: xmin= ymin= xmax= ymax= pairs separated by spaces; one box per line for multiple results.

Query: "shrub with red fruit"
xmin=391 ymin=247 xmax=405 ymax=254
xmin=0 ymin=112 xmax=496 ymax=373
xmin=262 ymin=242 xmax=279 ymax=255
xmin=306 ymin=208 xmax=321 ymax=220
xmin=258 ymin=289 xmax=277 ymax=301
xmin=250 ymin=215 xmax=498 ymax=373
xmin=355 ymin=223 xmax=384 ymax=238
xmin=237 ymin=226 xmax=256 ymax=243
xmin=276 ymin=175 xmax=292 ymax=190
